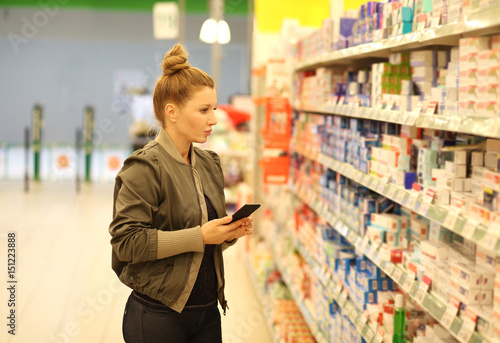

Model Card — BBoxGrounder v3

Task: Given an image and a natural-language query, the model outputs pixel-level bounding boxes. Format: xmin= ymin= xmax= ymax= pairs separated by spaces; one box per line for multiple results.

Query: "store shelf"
xmin=263 ymin=202 xmax=379 ymax=343
xmin=293 ymin=146 xmax=500 ymax=255
xmin=243 ymin=255 xmax=279 ymax=343
xmin=295 ymin=105 xmax=500 ymax=139
xmin=295 ymin=4 xmax=500 ymax=71
xmin=292 ymin=182 xmax=493 ymax=343
xmin=268 ymin=242 xmax=329 ymax=343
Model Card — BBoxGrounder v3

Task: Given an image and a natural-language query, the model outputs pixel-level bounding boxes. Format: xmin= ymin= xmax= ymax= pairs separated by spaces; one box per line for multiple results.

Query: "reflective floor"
xmin=0 ymin=182 xmax=273 ymax=343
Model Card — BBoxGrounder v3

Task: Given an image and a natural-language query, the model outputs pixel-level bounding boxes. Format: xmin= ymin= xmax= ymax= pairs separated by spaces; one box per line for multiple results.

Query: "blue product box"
xmin=401 ymin=21 xmax=413 ymax=34
xmin=365 ymin=261 xmax=386 ymax=279
xmin=357 ymin=274 xmax=381 ymax=292
xmin=379 ymin=277 xmax=394 ymax=291
xmin=339 ymin=257 xmax=355 ymax=271
xmin=404 ymin=172 xmax=417 ymax=189
xmin=402 ymin=7 xmax=414 ymax=21
xmin=382 ymin=122 xmax=398 ymax=135
xmin=368 ymin=120 xmax=380 ymax=134
xmin=356 ymin=257 xmax=367 ymax=273
xmin=377 ymin=196 xmax=393 ymax=213
xmin=360 ymin=198 xmax=377 ymax=213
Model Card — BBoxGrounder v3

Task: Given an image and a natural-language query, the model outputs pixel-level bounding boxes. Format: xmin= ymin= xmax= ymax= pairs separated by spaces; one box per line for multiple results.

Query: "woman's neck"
xmin=164 ymin=127 xmax=191 ymax=164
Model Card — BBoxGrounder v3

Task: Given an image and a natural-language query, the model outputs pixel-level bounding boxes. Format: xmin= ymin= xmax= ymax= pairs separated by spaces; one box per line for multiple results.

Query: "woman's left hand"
xmin=225 ymin=217 xmax=253 ymax=242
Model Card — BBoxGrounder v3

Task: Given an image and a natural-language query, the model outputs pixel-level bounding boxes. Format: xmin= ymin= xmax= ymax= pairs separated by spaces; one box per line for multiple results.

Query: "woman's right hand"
xmin=201 ymin=216 xmax=253 ymax=244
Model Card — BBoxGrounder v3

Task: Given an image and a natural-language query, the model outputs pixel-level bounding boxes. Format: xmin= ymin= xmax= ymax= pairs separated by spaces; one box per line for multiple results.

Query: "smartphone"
xmin=229 ymin=204 xmax=261 ymax=223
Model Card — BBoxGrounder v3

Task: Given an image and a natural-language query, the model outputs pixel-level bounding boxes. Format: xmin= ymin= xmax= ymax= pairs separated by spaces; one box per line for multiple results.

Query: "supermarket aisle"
xmin=0 ymin=182 xmax=273 ymax=343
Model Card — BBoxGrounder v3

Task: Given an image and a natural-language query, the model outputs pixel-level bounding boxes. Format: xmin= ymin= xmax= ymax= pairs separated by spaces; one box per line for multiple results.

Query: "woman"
xmin=109 ymin=44 xmax=253 ymax=343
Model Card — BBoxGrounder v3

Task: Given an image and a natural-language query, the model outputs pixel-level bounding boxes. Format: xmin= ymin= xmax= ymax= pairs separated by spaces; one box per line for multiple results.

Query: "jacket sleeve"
xmin=206 ymin=149 xmax=237 ymax=252
xmin=109 ymin=152 xmax=203 ymax=264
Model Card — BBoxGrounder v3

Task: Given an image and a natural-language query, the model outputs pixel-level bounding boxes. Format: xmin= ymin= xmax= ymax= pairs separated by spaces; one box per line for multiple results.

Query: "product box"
xmin=450 ymin=262 xmax=483 ymax=289
xmin=421 ymin=240 xmax=449 ymax=261
xmin=459 ymin=36 xmax=491 ymax=55
xmin=410 ymin=51 xmax=437 ymax=66
xmin=444 ymin=161 xmax=467 ymax=177
xmin=449 ymin=278 xmax=481 ymax=305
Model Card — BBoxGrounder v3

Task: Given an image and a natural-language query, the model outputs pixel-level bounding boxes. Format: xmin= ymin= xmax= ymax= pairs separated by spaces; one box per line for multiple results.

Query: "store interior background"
xmin=0 ymin=2 xmax=251 ymax=145
xmin=8 ymin=0 xmax=498 ymax=343
xmin=0 ymin=1 xmax=330 ymax=342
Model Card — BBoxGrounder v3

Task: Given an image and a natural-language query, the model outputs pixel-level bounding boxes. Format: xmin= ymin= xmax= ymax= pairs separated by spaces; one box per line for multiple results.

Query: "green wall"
xmin=0 ymin=0 xmax=248 ymax=15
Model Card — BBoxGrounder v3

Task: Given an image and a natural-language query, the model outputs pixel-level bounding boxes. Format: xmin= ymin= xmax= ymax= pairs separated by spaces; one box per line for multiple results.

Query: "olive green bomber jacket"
xmin=109 ymin=128 xmax=235 ymax=313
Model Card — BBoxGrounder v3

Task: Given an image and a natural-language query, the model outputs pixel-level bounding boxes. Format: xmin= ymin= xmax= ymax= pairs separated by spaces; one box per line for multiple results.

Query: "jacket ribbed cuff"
xmin=157 ymin=226 xmax=204 ymax=259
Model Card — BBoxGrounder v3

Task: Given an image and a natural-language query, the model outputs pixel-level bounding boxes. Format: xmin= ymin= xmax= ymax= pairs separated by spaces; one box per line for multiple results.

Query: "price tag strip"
xmin=440 ymin=296 xmax=461 ymax=330
xmin=360 ymin=236 xmax=370 ymax=252
xmin=402 ymin=273 xmax=415 ymax=293
xmin=443 ymin=207 xmax=461 ymax=230
xmin=356 ymin=313 xmax=368 ymax=331
xmin=414 ymin=275 xmax=431 ymax=304
xmin=395 ymin=190 xmax=406 ymax=204
xmin=386 ymin=186 xmax=397 ymax=199
xmin=392 ymin=267 xmax=403 ymax=285
xmin=338 ymin=289 xmax=349 ymax=306
xmin=457 ymin=318 xmax=476 ymax=343
xmin=365 ymin=328 xmax=374 ymax=343
xmin=385 ymin=263 xmax=396 ymax=277
xmin=461 ymin=218 xmax=479 ymax=240
xmin=333 ymin=282 xmax=343 ymax=300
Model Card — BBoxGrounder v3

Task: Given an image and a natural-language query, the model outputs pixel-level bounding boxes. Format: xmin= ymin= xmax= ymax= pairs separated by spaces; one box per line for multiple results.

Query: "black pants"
xmin=123 ymin=292 xmax=222 ymax=343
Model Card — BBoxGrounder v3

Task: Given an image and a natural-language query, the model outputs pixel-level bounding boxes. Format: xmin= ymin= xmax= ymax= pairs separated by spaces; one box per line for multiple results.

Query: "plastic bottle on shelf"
xmin=393 ymin=293 xmax=406 ymax=343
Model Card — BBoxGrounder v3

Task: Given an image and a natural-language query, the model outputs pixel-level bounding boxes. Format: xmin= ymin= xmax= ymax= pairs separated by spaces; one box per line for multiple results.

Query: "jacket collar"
xmin=155 ymin=127 xmax=196 ymax=166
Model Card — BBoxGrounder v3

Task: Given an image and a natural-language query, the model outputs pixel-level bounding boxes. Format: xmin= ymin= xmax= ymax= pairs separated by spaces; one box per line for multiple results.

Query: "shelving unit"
xmin=263 ymin=199 xmax=378 ymax=343
xmin=291 ymin=158 xmax=493 ymax=343
xmin=250 ymin=2 xmax=500 ymax=343
xmin=295 ymin=4 xmax=500 ymax=71
xmin=295 ymin=105 xmax=500 ymax=139
xmin=243 ymin=253 xmax=279 ymax=343
xmin=293 ymin=145 xmax=500 ymax=255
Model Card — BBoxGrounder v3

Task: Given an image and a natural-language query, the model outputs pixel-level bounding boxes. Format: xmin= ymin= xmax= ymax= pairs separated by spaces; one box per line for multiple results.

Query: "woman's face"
xmin=175 ymin=86 xmax=218 ymax=145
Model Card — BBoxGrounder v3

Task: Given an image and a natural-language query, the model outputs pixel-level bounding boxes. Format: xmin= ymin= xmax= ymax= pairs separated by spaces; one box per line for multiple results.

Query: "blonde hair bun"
xmin=162 ymin=44 xmax=190 ymax=77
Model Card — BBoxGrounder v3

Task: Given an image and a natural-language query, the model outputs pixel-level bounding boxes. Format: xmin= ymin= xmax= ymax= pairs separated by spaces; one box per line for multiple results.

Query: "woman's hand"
xmin=201 ymin=216 xmax=253 ymax=245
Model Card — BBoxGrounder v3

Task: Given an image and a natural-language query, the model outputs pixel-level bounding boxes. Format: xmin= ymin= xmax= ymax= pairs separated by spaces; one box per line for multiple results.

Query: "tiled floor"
xmin=0 ymin=181 xmax=274 ymax=343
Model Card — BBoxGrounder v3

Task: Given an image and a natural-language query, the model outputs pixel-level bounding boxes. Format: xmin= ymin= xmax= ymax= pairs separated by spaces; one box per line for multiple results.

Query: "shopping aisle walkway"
xmin=0 ymin=182 xmax=273 ymax=343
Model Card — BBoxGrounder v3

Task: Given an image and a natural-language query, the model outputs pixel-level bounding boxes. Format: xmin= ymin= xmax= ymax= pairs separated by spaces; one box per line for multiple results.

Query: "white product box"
xmin=434 ymin=188 xmax=451 ymax=205
xmin=459 ymin=68 xmax=478 ymax=86
xmin=449 ymin=278 xmax=481 ymax=305
xmin=445 ymin=161 xmax=467 ymax=177
xmin=476 ymin=249 xmax=496 ymax=270
xmin=492 ymin=35 xmax=500 ymax=50
xmin=411 ymin=65 xmax=436 ymax=79
xmin=477 ymin=84 xmax=500 ymax=101
xmin=459 ymin=53 xmax=479 ymax=71
xmin=459 ymin=36 xmax=491 ymax=55
xmin=436 ymin=176 xmax=465 ymax=192
xmin=487 ymin=139 xmax=500 ymax=153
xmin=458 ymin=100 xmax=476 ymax=116
xmin=450 ymin=262 xmax=483 ymax=289
xmin=480 ymin=289 xmax=493 ymax=305
xmin=471 ymin=165 xmax=485 ymax=179
xmin=477 ymin=66 xmax=500 ymax=85
xmin=478 ymin=49 xmax=500 ymax=69
xmin=484 ymin=151 xmax=499 ymax=170
xmin=459 ymin=85 xmax=477 ymax=101
xmin=483 ymin=169 xmax=500 ymax=191
xmin=471 ymin=151 xmax=484 ymax=166
xmin=421 ymin=240 xmax=449 ymax=261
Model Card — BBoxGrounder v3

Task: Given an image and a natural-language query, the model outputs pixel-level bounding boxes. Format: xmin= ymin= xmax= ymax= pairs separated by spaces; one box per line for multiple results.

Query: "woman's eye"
xmin=201 ymin=109 xmax=208 ymax=113
xmin=213 ymin=107 xmax=218 ymax=111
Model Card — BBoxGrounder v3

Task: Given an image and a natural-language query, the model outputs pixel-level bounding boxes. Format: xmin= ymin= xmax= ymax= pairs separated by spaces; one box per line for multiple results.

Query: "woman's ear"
xmin=164 ymin=103 xmax=177 ymax=123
